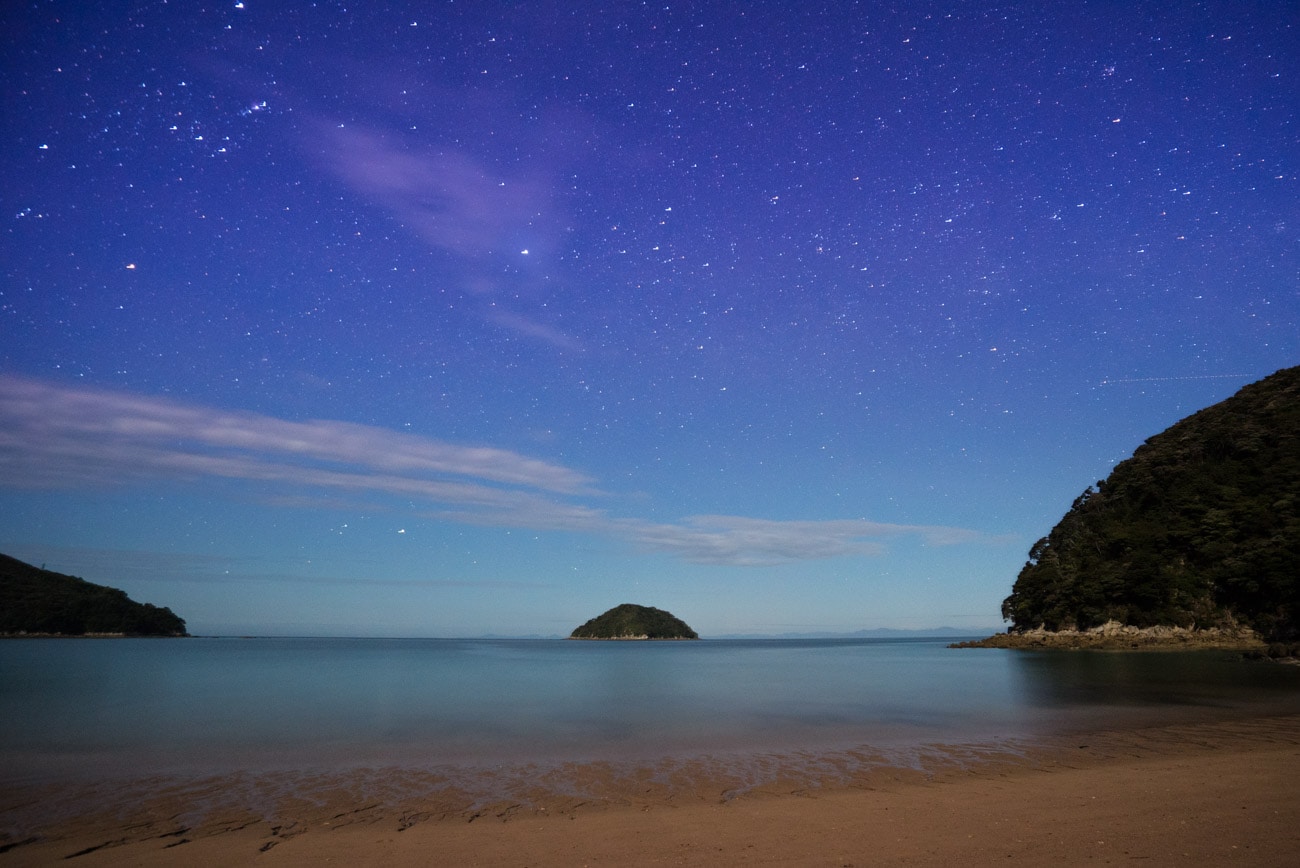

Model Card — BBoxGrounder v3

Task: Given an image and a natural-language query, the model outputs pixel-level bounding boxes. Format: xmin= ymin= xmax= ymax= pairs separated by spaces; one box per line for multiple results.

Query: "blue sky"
xmin=2 ymin=1 xmax=1296 ymax=636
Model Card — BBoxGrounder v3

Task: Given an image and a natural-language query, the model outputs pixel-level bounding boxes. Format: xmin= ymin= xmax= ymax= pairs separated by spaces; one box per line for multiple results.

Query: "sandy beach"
xmin=4 ymin=714 xmax=1298 ymax=867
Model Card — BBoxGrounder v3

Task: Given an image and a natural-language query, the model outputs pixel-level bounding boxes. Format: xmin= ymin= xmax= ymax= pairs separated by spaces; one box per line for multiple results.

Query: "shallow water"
xmin=4 ymin=636 xmax=1299 ymax=786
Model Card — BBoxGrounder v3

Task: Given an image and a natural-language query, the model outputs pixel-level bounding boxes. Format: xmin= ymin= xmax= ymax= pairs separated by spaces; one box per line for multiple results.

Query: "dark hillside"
xmin=1001 ymin=366 xmax=1300 ymax=640
xmin=570 ymin=603 xmax=698 ymax=639
xmin=1 ymin=553 xmax=188 ymax=636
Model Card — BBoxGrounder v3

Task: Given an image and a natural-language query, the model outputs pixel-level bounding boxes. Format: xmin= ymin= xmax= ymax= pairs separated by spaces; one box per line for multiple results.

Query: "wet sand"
xmin=4 ymin=715 xmax=1298 ymax=866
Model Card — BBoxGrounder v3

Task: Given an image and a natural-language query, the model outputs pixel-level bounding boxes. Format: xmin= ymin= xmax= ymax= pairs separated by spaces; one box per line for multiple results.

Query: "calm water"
xmin=3 ymin=637 xmax=1300 ymax=784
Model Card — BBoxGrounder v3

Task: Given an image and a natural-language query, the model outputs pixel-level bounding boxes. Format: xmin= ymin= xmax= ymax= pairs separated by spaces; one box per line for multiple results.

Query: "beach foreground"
xmin=4 ymin=714 xmax=1298 ymax=867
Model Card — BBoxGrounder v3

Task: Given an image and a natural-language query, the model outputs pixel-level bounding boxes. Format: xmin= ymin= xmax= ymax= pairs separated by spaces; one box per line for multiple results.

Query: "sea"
xmin=4 ymin=636 xmax=1300 ymax=786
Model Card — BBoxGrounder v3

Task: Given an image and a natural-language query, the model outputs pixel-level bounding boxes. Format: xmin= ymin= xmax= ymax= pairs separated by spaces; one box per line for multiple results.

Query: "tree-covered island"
xmin=1 ymin=553 xmax=188 ymax=637
xmin=569 ymin=603 xmax=699 ymax=640
xmin=959 ymin=366 xmax=1299 ymax=654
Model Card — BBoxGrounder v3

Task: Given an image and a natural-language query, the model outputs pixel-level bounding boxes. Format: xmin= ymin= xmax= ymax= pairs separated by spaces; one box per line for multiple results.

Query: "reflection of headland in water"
xmin=1003 ymin=644 xmax=1300 ymax=723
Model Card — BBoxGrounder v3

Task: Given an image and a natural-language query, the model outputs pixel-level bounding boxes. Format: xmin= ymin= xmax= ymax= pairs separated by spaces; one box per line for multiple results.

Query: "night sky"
xmin=2 ymin=1 xmax=1296 ymax=637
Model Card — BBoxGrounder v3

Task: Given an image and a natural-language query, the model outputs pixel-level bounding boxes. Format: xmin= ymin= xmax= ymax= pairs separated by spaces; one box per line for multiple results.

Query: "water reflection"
xmin=1006 ymin=649 xmax=1300 ymax=730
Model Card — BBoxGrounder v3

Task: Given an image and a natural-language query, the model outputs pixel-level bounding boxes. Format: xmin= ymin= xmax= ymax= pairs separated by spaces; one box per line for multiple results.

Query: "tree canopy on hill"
xmin=1 ymin=553 xmax=188 ymax=636
xmin=569 ymin=603 xmax=699 ymax=639
xmin=1001 ymin=366 xmax=1300 ymax=640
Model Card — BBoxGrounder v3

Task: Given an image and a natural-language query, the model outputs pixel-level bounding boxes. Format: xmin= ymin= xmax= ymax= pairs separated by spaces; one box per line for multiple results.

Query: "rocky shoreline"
xmin=950 ymin=620 xmax=1268 ymax=651
xmin=566 ymin=635 xmax=699 ymax=640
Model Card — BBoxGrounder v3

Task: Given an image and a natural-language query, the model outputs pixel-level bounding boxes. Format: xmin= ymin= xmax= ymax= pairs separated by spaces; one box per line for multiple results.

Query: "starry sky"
xmin=2 ymin=1 xmax=1296 ymax=637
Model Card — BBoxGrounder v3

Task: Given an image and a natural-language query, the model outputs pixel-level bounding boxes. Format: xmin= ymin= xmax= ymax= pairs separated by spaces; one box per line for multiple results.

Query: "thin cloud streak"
xmin=1 ymin=376 xmax=988 ymax=566
xmin=618 ymin=515 xmax=892 ymax=566
xmin=0 ymin=375 xmax=592 ymax=494
xmin=434 ymin=508 xmax=981 ymax=567
xmin=2 ymin=545 xmax=548 ymax=591
xmin=485 ymin=309 xmax=584 ymax=352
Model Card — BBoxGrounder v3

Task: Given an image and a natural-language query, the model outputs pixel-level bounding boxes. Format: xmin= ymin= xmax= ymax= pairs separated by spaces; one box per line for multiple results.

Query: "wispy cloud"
xmin=622 ymin=515 xmax=977 ymax=566
xmin=438 ymin=505 xmax=978 ymax=566
xmin=315 ymin=122 xmax=582 ymax=351
xmin=484 ymin=308 xmax=584 ymax=352
xmin=0 ymin=375 xmax=592 ymax=495
xmin=319 ymin=124 xmax=551 ymax=260
xmin=1 ymin=376 xmax=985 ymax=566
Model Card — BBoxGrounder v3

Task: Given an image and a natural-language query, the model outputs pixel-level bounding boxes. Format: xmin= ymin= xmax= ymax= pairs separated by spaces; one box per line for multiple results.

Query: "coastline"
xmin=951 ymin=620 xmax=1269 ymax=652
xmin=0 ymin=633 xmax=180 ymax=639
xmin=565 ymin=635 xmax=699 ymax=640
xmin=5 ymin=714 xmax=1298 ymax=866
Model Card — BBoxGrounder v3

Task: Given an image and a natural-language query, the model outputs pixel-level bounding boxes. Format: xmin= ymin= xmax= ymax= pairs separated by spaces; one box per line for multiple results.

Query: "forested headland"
xmin=1 ymin=553 xmax=188 ymax=637
xmin=972 ymin=366 xmax=1299 ymax=650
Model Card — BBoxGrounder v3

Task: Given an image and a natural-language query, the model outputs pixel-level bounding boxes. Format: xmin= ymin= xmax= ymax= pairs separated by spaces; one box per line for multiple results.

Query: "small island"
xmin=569 ymin=603 xmax=699 ymax=640
xmin=1 ymin=553 xmax=188 ymax=637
